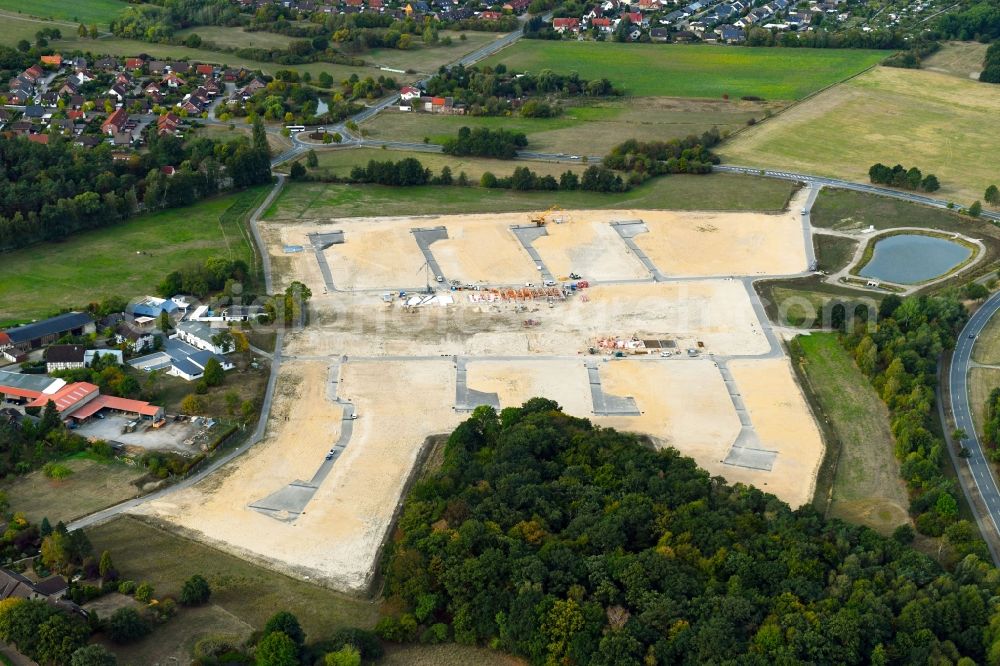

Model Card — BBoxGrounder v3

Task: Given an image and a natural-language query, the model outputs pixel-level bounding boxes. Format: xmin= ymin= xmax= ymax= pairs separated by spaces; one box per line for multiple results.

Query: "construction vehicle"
xmin=529 ymin=205 xmax=569 ymax=227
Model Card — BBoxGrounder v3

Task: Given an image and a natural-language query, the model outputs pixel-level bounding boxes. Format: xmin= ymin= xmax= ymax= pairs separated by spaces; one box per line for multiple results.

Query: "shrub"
xmin=42 ymin=463 xmax=73 ymax=480
xmin=180 ymin=574 xmax=211 ymax=606
xmin=105 ymin=607 xmax=151 ymax=644
xmin=134 ymin=582 xmax=154 ymax=603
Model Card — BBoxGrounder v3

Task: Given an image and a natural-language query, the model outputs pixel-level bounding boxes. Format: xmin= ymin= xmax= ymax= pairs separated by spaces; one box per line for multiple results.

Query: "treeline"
xmin=869 ymin=163 xmax=940 ymax=192
xmin=424 ymin=63 xmax=618 ymax=117
xmin=0 ymin=402 xmax=113 ymax=478
xmin=604 ymin=132 xmax=720 ymax=182
xmin=982 ymin=41 xmax=1000 ymax=84
xmin=844 ymin=294 xmax=971 ymax=537
xmin=380 ymin=400 xmax=997 ymax=664
xmin=746 ymin=26 xmax=909 ymax=49
xmin=348 ymin=157 xmax=433 ymax=186
xmin=0 ymin=127 xmax=270 ymax=252
xmin=984 ymin=387 xmax=1000 ymax=456
xmin=883 ymin=40 xmax=941 ymax=69
xmin=937 ymin=0 xmax=1000 ymax=41
xmin=442 ymin=126 xmax=528 ymax=159
xmin=482 ymin=165 xmax=628 ymax=192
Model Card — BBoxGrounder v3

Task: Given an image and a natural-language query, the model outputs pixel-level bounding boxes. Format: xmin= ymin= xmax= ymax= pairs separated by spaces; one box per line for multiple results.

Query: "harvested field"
xmin=727 ymin=358 xmax=824 ymax=508
xmin=631 ymin=188 xmax=809 ymax=277
xmin=922 ymin=41 xmax=988 ymax=80
xmin=721 ymin=66 xmax=1000 ymax=205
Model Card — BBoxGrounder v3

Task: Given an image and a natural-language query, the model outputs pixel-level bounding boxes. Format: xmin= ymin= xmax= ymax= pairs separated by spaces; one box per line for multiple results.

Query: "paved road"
xmin=717 ymin=165 xmax=1000 ymax=223
xmin=949 ymin=292 xmax=1000 ymax=545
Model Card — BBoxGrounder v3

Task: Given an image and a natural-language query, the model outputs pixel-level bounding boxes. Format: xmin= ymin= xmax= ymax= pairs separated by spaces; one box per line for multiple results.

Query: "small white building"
xmin=175 ymin=321 xmax=228 ymax=355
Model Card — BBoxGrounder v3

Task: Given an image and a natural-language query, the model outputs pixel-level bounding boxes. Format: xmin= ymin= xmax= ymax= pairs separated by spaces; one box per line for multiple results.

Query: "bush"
xmin=42 ymin=462 xmax=73 ymax=480
xmin=117 ymin=580 xmax=136 ymax=595
xmin=134 ymin=582 xmax=154 ymax=603
xmin=105 ymin=607 xmax=151 ymax=644
xmin=327 ymin=627 xmax=383 ymax=660
xmin=180 ymin=574 xmax=211 ymax=606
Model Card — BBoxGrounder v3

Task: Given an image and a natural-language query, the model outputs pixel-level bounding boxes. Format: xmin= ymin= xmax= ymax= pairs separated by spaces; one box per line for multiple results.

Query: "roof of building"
xmin=0 ymin=569 xmax=38 ymax=600
xmin=1 ymin=312 xmax=93 ymax=345
xmin=44 ymin=344 xmax=87 ymax=364
xmin=28 ymin=382 xmax=98 ymax=412
xmin=69 ymin=394 xmax=161 ymax=420
xmin=0 ymin=370 xmax=65 ymax=398
xmin=176 ymin=320 xmax=216 ymax=345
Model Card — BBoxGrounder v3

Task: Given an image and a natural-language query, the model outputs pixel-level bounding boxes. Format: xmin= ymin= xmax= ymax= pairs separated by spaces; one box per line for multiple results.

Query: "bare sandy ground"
xmin=289 ymin=280 xmax=768 ymax=358
xmin=632 ymin=188 xmax=809 ymax=277
xmin=532 ymin=217 xmax=649 ymax=281
xmin=466 ymin=360 xmax=593 ymax=416
xmin=432 ymin=222 xmax=538 ymax=284
xmin=140 ymin=360 xmax=461 ymax=590
xmin=596 ymin=359 xmax=741 ymax=467
xmin=726 ymin=358 xmax=823 ymax=507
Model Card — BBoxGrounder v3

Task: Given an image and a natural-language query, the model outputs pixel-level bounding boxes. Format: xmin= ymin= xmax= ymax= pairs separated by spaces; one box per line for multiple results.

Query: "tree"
xmin=969 ymin=200 xmax=982 ymax=218
xmin=77 ymin=24 xmax=87 ymax=38
xmin=99 ymin=550 xmax=114 ymax=578
xmin=181 ymin=394 xmax=206 ymax=414
xmin=40 ymin=532 xmax=71 ymax=570
xmin=159 ymin=309 xmax=171 ymax=332
xmin=71 ymin=644 xmax=117 ymax=666
xmin=88 ymin=24 xmax=98 ymax=39
xmin=241 ymin=400 xmax=256 ymax=422
xmin=264 ymin=611 xmax=305 ymax=646
xmin=986 ymin=184 xmax=999 ymax=206
xmin=203 ymin=357 xmax=225 ymax=387
xmin=16 ymin=40 xmax=29 ymax=52
xmin=290 ymin=162 xmax=307 ymax=181
xmin=306 ymin=150 xmax=319 ymax=168
xmin=325 ymin=645 xmax=361 ymax=666
xmin=253 ymin=117 xmax=269 ymax=155
xmin=180 ymin=574 xmax=211 ymax=606
xmin=134 ymin=582 xmax=154 ymax=603
xmin=255 ymin=631 xmax=299 ymax=666
xmin=106 ymin=607 xmax=151 ymax=644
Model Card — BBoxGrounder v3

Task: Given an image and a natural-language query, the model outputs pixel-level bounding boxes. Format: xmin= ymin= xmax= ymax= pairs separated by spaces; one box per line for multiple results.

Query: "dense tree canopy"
xmin=381 ymin=398 xmax=1000 ymax=664
xmin=442 ymin=126 xmax=528 ymax=159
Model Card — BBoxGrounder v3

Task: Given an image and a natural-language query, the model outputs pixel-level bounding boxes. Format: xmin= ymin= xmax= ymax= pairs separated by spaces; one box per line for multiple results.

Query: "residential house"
xmin=40 ymin=55 xmax=62 ymax=67
xmin=125 ymin=57 xmax=145 ymax=71
xmin=95 ymin=57 xmax=119 ymax=71
xmin=107 ymin=83 xmax=129 ymax=103
xmin=196 ymin=64 xmax=214 ymax=77
xmin=27 ymin=134 xmax=50 ymax=145
xmin=101 ymin=107 xmax=128 ymax=135
xmin=175 ymin=321 xmax=229 ymax=354
xmin=400 ymin=85 xmax=421 ymax=100
xmin=44 ymin=344 xmax=87 ymax=372
xmin=650 ymin=26 xmax=670 ymax=40
xmin=130 ymin=338 xmax=234 ymax=382
xmin=552 ymin=17 xmax=582 ymax=32
xmin=114 ymin=324 xmax=157 ymax=354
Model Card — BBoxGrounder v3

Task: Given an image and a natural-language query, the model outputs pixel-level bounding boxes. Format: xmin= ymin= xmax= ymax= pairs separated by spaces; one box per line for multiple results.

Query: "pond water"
xmin=316 ymin=99 xmax=329 ymax=115
xmin=859 ymin=234 xmax=971 ymax=284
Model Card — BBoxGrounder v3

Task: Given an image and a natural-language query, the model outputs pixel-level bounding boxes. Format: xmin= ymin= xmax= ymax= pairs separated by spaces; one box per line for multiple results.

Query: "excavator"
xmin=529 ymin=205 xmax=569 ymax=227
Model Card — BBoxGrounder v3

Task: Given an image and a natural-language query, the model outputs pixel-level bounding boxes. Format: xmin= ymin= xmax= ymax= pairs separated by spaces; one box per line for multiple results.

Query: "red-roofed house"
xmin=591 ymin=16 xmax=612 ymax=30
xmin=23 ymin=65 xmax=44 ymax=82
xmin=626 ymin=11 xmax=642 ymax=23
xmin=102 ymin=107 xmax=128 ymax=135
xmin=196 ymin=64 xmax=214 ymax=77
xmin=126 ymin=57 xmax=144 ymax=70
xmin=24 ymin=381 xmax=163 ymax=422
xmin=400 ymin=85 xmax=421 ymax=100
xmin=480 ymin=10 xmax=502 ymax=19
xmin=27 ymin=134 xmax=49 ymax=145
xmin=552 ymin=17 xmax=581 ymax=32
xmin=40 ymin=55 xmax=62 ymax=67
xmin=67 ymin=110 xmax=85 ymax=120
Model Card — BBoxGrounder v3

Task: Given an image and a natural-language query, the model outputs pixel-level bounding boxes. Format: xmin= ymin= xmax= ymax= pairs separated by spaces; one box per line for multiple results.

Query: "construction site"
xmin=143 ymin=190 xmax=826 ymax=592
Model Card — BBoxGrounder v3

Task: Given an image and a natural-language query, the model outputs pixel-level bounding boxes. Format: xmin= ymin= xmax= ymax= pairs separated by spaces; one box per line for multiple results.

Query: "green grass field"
xmin=793 ymin=332 xmax=909 ymax=534
xmin=0 ymin=186 xmax=268 ymax=326
xmin=482 ymin=42 xmax=885 ymax=99
xmin=287 ymin=147 xmax=589 ymax=181
xmin=921 ymin=41 xmax=990 ymax=80
xmin=362 ymin=97 xmax=779 ymax=155
xmin=87 ymin=516 xmax=379 ymax=663
xmin=0 ymin=456 xmax=143 ymax=524
xmin=264 ymin=172 xmax=795 ymax=220
xmin=814 ymin=234 xmax=858 ymax=273
xmin=0 ymin=0 xmax=127 ymax=25
xmin=722 ymin=65 xmax=1000 ymax=206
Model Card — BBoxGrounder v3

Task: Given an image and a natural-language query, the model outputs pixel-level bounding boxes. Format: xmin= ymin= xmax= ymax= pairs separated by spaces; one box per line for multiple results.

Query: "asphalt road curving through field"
xmin=950 ymin=291 xmax=1000 ymax=545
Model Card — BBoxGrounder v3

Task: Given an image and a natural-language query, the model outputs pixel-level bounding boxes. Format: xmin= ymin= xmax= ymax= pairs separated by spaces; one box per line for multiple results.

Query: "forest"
xmin=441 ymin=126 xmax=529 ymax=158
xmin=381 ymin=399 xmax=1000 ymax=664
xmin=0 ymin=126 xmax=271 ymax=251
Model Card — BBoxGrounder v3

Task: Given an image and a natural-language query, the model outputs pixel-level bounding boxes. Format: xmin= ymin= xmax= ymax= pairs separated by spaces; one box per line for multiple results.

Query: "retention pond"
xmin=859 ymin=234 xmax=971 ymax=284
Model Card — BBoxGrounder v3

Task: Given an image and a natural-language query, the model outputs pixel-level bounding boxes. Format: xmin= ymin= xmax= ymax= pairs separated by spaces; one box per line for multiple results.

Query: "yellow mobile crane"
xmin=530 ymin=205 xmax=570 ymax=227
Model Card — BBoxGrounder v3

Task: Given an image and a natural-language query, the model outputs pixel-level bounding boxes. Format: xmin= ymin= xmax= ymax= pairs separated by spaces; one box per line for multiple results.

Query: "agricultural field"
xmin=175 ymin=25 xmax=297 ymax=51
xmin=921 ymin=41 xmax=989 ymax=80
xmin=482 ymin=41 xmax=886 ymax=99
xmin=793 ymin=333 xmax=909 ymax=534
xmin=87 ymin=516 xmax=379 ymax=663
xmin=0 ymin=186 xmax=267 ymax=327
xmin=263 ymin=172 xmax=795 ymax=220
xmin=0 ymin=0 xmax=126 ymax=25
xmin=721 ymin=66 xmax=1000 ymax=205
xmin=362 ymin=97 xmax=779 ymax=155
xmin=0 ymin=456 xmax=144 ymax=525
xmin=361 ymin=30 xmax=499 ymax=74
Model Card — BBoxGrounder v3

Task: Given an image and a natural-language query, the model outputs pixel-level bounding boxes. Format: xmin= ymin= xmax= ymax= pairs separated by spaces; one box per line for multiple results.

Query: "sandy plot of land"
xmin=135 ymin=361 xmax=345 ymax=577
xmin=595 ymin=359 xmax=741 ymax=465
xmin=726 ymin=358 xmax=823 ymax=507
xmin=631 ymin=188 xmax=808 ymax=277
xmin=326 ymin=220 xmax=427 ymax=290
xmin=288 ymin=280 xmax=768 ymax=358
xmin=296 ymin=360 xmax=461 ymax=590
xmin=432 ymin=222 xmax=538 ymax=284
xmin=260 ymin=224 xmax=327 ymax=293
xmin=533 ymin=217 xmax=649 ymax=281
xmin=465 ymin=360 xmax=592 ymax=416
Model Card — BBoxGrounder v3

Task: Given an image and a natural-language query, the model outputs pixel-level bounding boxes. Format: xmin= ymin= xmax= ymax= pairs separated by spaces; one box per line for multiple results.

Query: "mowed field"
xmin=0 ymin=187 xmax=267 ymax=326
xmin=0 ymin=0 xmax=126 ymax=24
xmin=922 ymin=41 xmax=989 ymax=80
xmin=264 ymin=172 xmax=795 ymax=220
xmin=722 ymin=65 xmax=1000 ymax=205
xmin=363 ymin=97 xmax=780 ymax=154
xmin=794 ymin=333 xmax=909 ymax=534
xmin=483 ymin=41 xmax=885 ymax=99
